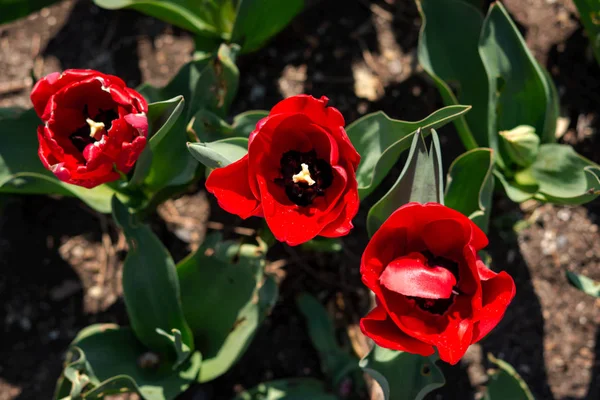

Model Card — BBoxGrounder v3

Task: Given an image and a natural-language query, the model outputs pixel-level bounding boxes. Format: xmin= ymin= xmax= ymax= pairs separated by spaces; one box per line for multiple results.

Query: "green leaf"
xmin=231 ymin=0 xmax=304 ymax=53
xmin=233 ymin=378 xmax=337 ymax=400
xmin=573 ymin=0 xmax=600 ymax=67
xmin=54 ymin=324 xmax=201 ymax=400
xmin=0 ymin=108 xmax=116 ymax=213
xmin=187 ymin=137 xmax=248 ymax=169
xmin=147 ymin=96 xmax=186 ymax=145
xmin=232 ymin=110 xmax=269 ymax=136
xmin=112 ymin=196 xmax=194 ymax=354
xmin=93 ymin=0 xmax=235 ymax=39
xmin=530 ymin=144 xmax=600 ymax=204
xmin=296 ymin=293 xmax=360 ymax=386
xmin=367 ymin=129 xmax=443 ymax=237
xmin=566 ymin=271 xmax=600 ymax=298
xmin=417 ymin=0 xmax=487 ymax=151
xmin=300 ymin=237 xmax=343 ymax=253
xmin=484 ymin=354 xmax=534 ymax=400
xmin=347 ymin=105 xmax=470 ymax=200
xmin=359 ymin=346 xmax=445 ymax=400
xmin=138 ymin=45 xmax=239 ymax=192
xmin=187 ymin=108 xmax=267 ymax=142
xmin=155 ymin=328 xmax=192 ymax=370
xmin=445 ymin=148 xmax=495 ymax=233
xmin=479 ymin=2 xmax=558 ymax=144
xmin=0 ymin=0 xmax=61 ymax=24
xmin=176 ymin=233 xmax=278 ymax=382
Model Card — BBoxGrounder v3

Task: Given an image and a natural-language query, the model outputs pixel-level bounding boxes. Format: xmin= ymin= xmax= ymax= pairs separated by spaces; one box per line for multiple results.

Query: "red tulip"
xmin=31 ymin=69 xmax=148 ymax=188
xmin=360 ymin=203 xmax=515 ymax=364
xmin=206 ymin=95 xmax=360 ymax=246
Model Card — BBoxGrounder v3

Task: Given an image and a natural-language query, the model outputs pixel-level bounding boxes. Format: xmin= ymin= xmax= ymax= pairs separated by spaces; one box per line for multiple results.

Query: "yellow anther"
xmin=292 ymin=163 xmax=316 ymax=186
xmin=86 ymin=118 xmax=105 ymax=140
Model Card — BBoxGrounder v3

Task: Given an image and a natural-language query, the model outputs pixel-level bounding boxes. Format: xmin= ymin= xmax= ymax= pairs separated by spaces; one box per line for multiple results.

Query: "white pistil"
xmin=86 ymin=118 xmax=105 ymax=140
xmin=292 ymin=163 xmax=316 ymax=186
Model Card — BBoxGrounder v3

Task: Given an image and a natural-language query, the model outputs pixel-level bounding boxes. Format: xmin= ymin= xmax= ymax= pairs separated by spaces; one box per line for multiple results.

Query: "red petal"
xmin=268 ymin=95 xmax=360 ymax=170
xmin=124 ymin=113 xmax=148 ymax=138
xmin=205 ymin=155 xmax=261 ymax=219
xmin=421 ymin=218 xmax=468 ymax=258
xmin=360 ymin=305 xmax=434 ymax=355
xmin=435 ymin=318 xmax=474 ymax=365
xmin=320 ymin=171 xmax=359 ymax=237
xmin=31 ymin=70 xmax=99 ymax=118
xmin=379 ymin=254 xmax=457 ymax=299
xmin=471 ymin=261 xmax=516 ymax=343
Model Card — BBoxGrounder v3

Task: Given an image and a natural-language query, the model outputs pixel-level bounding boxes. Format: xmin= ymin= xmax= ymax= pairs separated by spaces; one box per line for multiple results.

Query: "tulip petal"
xmin=360 ymin=304 xmax=434 ymax=355
xmin=422 ymin=218 xmax=468 ymax=258
xmin=379 ymin=255 xmax=457 ymax=299
xmin=471 ymin=261 xmax=516 ymax=343
xmin=205 ymin=155 xmax=261 ymax=219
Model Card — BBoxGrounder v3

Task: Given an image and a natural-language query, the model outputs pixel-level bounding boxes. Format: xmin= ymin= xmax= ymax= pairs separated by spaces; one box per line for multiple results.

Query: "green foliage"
xmin=176 ymin=233 xmax=278 ymax=382
xmin=232 ymin=378 xmax=337 ymax=400
xmin=572 ymin=0 xmax=600 ymax=67
xmin=300 ymin=237 xmax=343 ymax=253
xmin=497 ymin=144 xmax=600 ymax=205
xmin=54 ymin=324 xmax=201 ymax=400
xmin=418 ymin=0 xmax=599 ymax=206
xmin=94 ymin=0 xmax=236 ymax=40
xmin=445 ymin=148 xmax=495 ymax=233
xmin=0 ymin=0 xmax=61 ymax=24
xmin=359 ymin=346 xmax=445 ymax=400
xmin=417 ymin=0 xmax=485 ymax=151
xmin=112 ymin=197 xmax=194 ymax=354
xmin=367 ymin=129 xmax=443 ymax=237
xmin=188 ymin=137 xmax=248 ymax=168
xmin=346 ymin=105 xmax=470 ymax=200
xmin=137 ymin=44 xmax=239 ymax=194
xmin=484 ymin=354 xmax=534 ymax=400
xmin=479 ymin=2 xmax=558 ymax=145
xmin=93 ymin=0 xmax=304 ymax=53
xmin=231 ymin=0 xmax=304 ymax=53
xmin=566 ymin=271 xmax=600 ymax=297
xmin=296 ymin=293 xmax=362 ymax=390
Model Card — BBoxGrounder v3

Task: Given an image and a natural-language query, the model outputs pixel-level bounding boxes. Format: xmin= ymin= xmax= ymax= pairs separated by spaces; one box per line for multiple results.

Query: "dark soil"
xmin=1 ymin=0 xmax=599 ymax=399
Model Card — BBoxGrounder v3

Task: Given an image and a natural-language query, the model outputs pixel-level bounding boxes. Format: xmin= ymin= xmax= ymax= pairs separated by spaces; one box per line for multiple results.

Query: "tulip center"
xmin=275 ymin=150 xmax=333 ymax=206
xmin=412 ymin=251 xmax=460 ymax=315
xmin=69 ymin=105 xmax=119 ymax=153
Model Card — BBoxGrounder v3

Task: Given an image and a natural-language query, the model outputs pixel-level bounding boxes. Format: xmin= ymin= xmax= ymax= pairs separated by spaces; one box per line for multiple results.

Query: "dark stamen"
xmin=69 ymin=107 xmax=119 ymax=153
xmin=275 ymin=149 xmax=333 ymax=206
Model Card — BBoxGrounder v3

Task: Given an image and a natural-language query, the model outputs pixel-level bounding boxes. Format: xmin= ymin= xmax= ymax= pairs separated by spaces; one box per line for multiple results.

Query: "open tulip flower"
xmin=31 ymin=69 xmax=148 ymax=188
xmin=206 ymin=95 xmax=360 ymax=246
xmin=360 ymin=202 xmax=516 ymax=365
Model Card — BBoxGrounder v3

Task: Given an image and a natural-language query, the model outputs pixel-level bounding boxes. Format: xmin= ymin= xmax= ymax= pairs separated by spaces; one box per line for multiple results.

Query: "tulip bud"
xmin=499 ymin=125 xmax=540 ymax=168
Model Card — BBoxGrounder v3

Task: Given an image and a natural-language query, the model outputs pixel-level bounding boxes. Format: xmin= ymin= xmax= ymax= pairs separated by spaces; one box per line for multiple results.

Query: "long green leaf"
xmin=112 ymin=197 xmax=194 ymax=354
xmin=479 ymin=2 xmax=558 ymax=144
xmin=231 ymin=0 xmax=304 ymax=53
xmin=445 ymin=148 xmax=495 ymax=233
xmin=176 ymin=233 xmax=278 ymax=382
xmin=296 ymin=293 xmax=361 ymax=387
xmin=347 ymin=105 xmax=470 ymax=199
xmin=366 ymin=129 xmax=443 ymax=237
xmin=93 ymin=0 xmax=235 ymax=39
xmin=573 ymin=0 xmax=600 ymax=67
xmin=417 ymin=0 xmax=487 ymax=151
